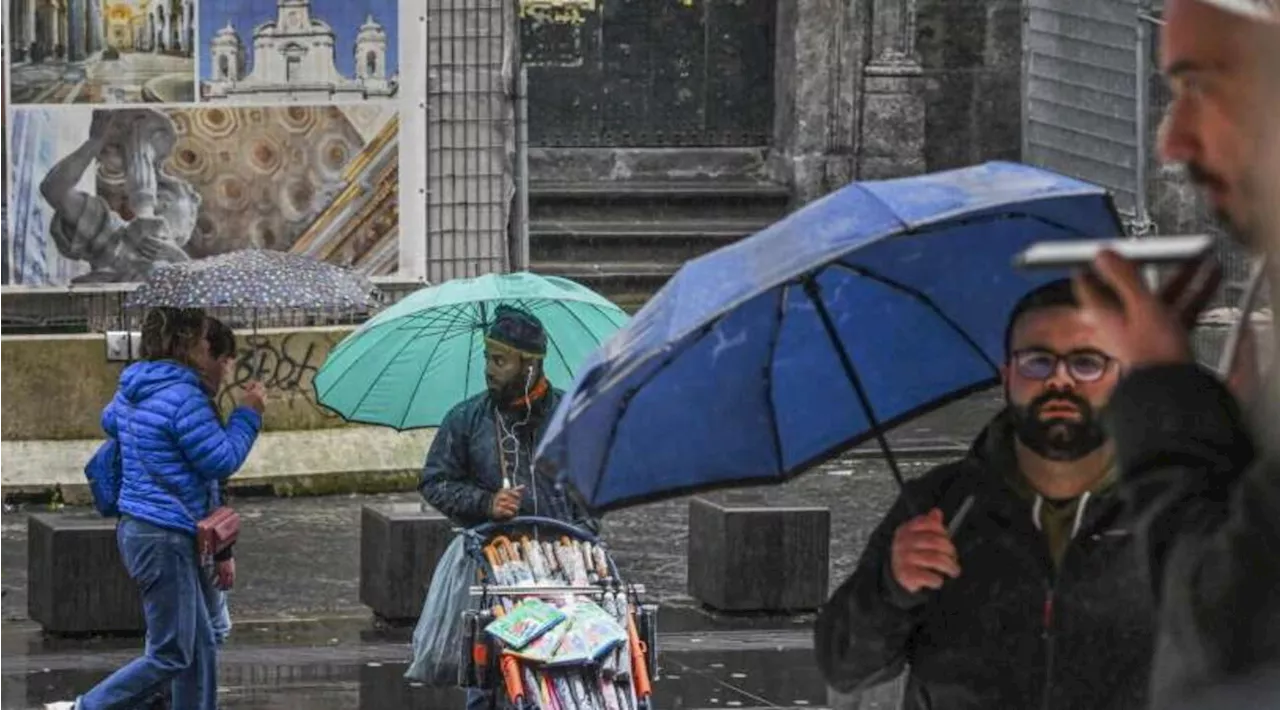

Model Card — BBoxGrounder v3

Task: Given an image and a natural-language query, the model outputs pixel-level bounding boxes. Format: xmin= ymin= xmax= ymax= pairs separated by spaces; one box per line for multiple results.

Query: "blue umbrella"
xmin=534 ymin=162 xmax=1124 ymax=513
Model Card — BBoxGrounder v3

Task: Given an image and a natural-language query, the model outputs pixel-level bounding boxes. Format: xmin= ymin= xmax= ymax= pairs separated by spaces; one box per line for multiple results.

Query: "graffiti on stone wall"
xmin=519 ymin=0 xmax=598 ymax=25
xmin=217 ymin=333 xmax=338 ymax=419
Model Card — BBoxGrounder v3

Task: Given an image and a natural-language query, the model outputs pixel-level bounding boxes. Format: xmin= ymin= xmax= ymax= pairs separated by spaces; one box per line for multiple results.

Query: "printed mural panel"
xmin=3 ymin=0 xmax=424 ymax=286
xmin=1 ymin=7 xmax=9 ymax=286
xmin=4 ymin=104 xmax=399 ymax=285
xmin=8 ymin=0 xmax=197 ymax=105
xmin=199 ymin=0 xmax=398 ymax=104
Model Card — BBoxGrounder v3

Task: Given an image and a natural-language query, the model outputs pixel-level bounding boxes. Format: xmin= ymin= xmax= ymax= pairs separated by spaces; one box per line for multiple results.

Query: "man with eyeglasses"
xmin=815 ymin=279 xmax=1157 ymax=710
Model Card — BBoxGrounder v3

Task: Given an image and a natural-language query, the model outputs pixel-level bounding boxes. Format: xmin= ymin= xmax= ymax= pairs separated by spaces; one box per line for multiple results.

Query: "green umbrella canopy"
xmin=313 ymin=272 xmax=629 ymax=430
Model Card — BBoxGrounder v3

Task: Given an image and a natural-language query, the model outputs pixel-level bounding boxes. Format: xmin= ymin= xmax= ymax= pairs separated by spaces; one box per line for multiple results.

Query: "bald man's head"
xmin=1158 ymin=0 xmax=1279 ymax=246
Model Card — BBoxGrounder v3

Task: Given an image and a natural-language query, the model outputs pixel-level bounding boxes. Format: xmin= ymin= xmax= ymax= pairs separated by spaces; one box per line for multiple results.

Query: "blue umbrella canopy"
xmin=535 ymin=161 xmax=1125 ymax=513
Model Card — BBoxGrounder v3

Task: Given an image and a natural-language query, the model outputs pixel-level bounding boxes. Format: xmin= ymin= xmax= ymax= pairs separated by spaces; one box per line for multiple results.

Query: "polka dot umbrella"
xmin=124 ymin=249 xmax=381 ymax=313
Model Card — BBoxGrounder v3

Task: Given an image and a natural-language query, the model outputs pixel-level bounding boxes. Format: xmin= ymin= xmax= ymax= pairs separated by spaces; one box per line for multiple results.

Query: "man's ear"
xmin=999 ymin=363 xmax=1010 ymax=386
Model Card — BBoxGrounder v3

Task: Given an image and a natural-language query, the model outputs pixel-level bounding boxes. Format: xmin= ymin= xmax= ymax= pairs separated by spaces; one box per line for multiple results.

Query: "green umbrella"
xmin=313 ymin=272 xmax=629 ymax=429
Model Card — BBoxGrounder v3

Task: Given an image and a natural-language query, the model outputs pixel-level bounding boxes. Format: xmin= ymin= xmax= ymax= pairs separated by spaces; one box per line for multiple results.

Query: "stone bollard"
xmin=28 ymin=514 xmax=144 ymax=635
xmin=359 ymin=503 xmax=455 ymax=623
xmin=686 ymin=497 xmax=830 ymax=612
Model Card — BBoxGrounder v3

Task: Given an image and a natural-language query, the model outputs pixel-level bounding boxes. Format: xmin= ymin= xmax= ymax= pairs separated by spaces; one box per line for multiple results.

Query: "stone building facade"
xmin=523 ymin=0 xmax=1023 ymax=203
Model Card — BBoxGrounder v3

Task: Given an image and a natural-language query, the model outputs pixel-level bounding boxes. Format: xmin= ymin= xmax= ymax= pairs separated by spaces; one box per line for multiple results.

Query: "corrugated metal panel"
xmin=1023 ymin=0 xmax=1141 ymax=216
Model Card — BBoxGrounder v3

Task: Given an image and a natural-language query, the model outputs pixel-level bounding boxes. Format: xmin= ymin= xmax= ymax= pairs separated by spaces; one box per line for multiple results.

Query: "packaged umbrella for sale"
xmin=546 ymin=600 xmax=629 ymax=667
xmin=512 ymin=616 xmax=572 ymax=664
xmin=485 ymin=598 xmax=566 ymax=650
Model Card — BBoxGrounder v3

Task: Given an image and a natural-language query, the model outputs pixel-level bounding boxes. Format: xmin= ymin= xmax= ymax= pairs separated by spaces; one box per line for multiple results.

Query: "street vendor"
xmin=420 ymin=305 xmax=595 ymax=530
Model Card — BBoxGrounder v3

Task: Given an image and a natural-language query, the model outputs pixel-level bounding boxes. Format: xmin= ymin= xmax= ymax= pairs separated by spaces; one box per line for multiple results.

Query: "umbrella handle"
xmin=468 ymin=516 xmax=604 ymax=544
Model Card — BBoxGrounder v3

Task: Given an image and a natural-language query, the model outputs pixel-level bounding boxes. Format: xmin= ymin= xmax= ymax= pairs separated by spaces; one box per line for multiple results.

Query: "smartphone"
xmin=1014 ymin=235 xmax=1214 ymax=270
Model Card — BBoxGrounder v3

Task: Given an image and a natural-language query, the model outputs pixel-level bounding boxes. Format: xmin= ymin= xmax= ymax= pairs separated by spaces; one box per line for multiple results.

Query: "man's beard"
xmin=488 ymin=374 xmax=533 ymax=405
xmin=1009 ymin=390 xmax=1107 ymax=462
xmin=1188 ymin=161 xmax=1258 ymax=246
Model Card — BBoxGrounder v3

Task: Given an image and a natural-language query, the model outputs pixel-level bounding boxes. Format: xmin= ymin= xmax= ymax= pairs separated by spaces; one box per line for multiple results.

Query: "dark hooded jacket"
xmin=419 ymin=387 xmax=594 ymax=530
xmin=815 ymin=412 xmax=1157 ymax=710
xmin=1101 ymin=363 xmax=1278 ymax=708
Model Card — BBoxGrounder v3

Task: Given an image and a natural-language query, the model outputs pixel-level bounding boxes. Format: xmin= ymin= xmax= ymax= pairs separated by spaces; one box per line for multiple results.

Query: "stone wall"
xmin=524 ymin=0 xmax=1025 ymax=198
xmin=916 ymin=0 xmax=1023 ymax=172
xmin=1 ymin=327 xmax=355 ymax=441
xmin=771 ymin=0 xmax=1024 ymax=197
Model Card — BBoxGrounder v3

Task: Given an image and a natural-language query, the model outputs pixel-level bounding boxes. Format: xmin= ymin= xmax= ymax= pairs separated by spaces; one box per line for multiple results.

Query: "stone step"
xmin=531 ymin=259 xmax=679 ymax=304
xmin=529 ymin=218 xmax=768 ymax=264
xmin=529 ymin=180 xmax=791 ymax=222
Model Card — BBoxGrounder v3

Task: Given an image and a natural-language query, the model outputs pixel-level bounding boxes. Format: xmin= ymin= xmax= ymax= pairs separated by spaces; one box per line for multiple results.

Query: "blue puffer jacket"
xmin=104 ymin=360 xmax=261 ymax=535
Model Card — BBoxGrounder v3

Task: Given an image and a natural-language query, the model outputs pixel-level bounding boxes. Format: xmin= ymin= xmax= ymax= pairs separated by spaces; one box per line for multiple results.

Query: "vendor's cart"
xmin=457 ymin=517 xmax=659 ymax=710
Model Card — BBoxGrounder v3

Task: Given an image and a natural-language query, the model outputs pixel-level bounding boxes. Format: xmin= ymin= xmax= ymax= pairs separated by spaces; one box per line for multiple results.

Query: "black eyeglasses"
xmin=1011 ymin=348 xmax=1113 ymax=383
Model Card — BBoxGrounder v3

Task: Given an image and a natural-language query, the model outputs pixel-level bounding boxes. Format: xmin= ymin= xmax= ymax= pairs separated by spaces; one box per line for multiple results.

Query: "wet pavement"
xmin=2 ymin=391 xmax=1002 ymax=709
xmin=4 ymin=616 xmax=830 ymax=709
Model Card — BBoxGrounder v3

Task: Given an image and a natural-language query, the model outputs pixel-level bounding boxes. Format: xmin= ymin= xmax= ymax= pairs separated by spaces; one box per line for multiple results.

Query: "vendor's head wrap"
xmin=485 ymin=305 xmax=547 ymax=359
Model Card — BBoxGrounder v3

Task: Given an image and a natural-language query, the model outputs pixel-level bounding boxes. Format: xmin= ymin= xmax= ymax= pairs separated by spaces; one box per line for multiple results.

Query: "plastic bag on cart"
xmin=405 ymin=534 xmax=479 ymax=686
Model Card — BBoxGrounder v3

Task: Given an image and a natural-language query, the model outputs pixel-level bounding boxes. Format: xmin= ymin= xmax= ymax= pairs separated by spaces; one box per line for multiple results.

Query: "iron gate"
xmin=520 ymin=0 xmax=776 ymax=148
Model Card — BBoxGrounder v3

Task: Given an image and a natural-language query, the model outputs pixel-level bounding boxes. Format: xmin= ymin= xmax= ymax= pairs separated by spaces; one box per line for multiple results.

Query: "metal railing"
xmin=0 ymin=277 xmax=430 ymax=334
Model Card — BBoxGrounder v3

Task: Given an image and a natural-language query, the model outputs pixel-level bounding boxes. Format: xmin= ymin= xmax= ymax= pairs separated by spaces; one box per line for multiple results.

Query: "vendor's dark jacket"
xmin=814 ymin=412 xmax=1156 ymax=710
xmin=1102 ymin=364 xmax=1278 ymax=708
xmin=419 ymin=387 xmax=592 ymax=530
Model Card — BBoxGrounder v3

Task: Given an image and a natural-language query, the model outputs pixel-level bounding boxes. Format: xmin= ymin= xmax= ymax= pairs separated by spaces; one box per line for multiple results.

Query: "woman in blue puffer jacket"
xmin=50 ymin=307 xmax=265 ymax=710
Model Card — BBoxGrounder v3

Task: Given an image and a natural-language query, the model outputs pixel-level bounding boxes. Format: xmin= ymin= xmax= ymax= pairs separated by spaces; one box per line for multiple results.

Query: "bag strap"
xmin=123 ymin=397 xmax=206 ymax=528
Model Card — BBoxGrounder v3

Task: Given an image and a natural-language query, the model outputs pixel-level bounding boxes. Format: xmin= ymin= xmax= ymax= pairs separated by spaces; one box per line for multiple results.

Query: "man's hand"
xmin=890 ymin=508 xmax=961 ymax=593
xmin=215 ymin=558 xmax=236 ymax=590
xmin=241 ymin=381 xmax=267 ymax=413
xmin=489 ymin=485 xmax=524 ymax=521
xmin=1072 ymin=251 xmax=1222 ymax=369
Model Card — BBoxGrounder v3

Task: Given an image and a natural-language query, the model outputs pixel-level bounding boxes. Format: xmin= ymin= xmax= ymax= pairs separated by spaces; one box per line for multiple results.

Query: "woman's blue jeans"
xmin=78 ymin=517 xmax=218 ymax=710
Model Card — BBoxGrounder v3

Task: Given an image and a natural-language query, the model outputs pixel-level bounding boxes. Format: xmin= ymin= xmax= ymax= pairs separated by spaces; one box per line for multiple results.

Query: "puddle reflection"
xmin=3 ymin=648 xmax=826 ymax=709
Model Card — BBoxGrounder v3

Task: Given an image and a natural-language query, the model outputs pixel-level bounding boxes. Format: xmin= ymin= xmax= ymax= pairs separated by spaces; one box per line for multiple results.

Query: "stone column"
xmin=162 ymin=6 xmax=172 ymax=53
xmin=15 ymin=0 xmax=37 ymax=61
xmin=770 ymin=0 xmax=870 ymax=204
xmin=67 ymin=0 xmax=85 ymax=61
xmin=56 ymin=6 xmax=67 ymax=57
xmin=186 ymin=1 xmax=195 ymax=56
xmin=86 ymin=0 xmax=102 ymax=53
xmin=179 ymin=0 xmax=190 ymax=53
xmin=857 ymin=0 xmax=926 ymax=179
